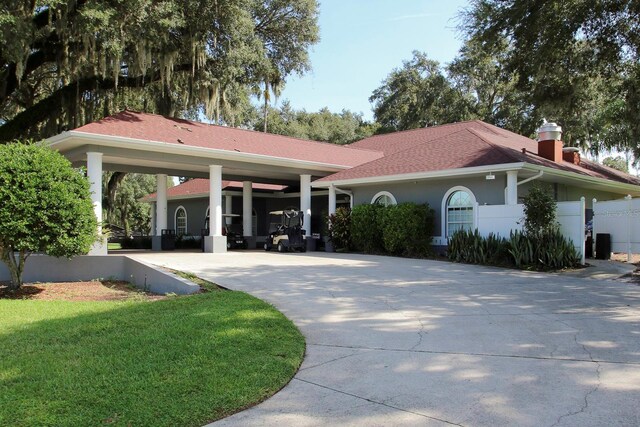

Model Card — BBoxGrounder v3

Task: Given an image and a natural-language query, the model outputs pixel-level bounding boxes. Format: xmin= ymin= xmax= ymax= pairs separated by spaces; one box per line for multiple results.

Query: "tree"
xmin=0 ymin=0 xmax=320 ymax=141
xmin=460 ymin=0 xmax=640 ymax=158
xmin=0 ymin=142 xmax=97 ymax=290
xmin=602 ymin=156 xmax=629 ymax=173
xmin=369 ymin=51 xmax=471 ymax=133
xmin=104 ymin=173 xmax=157 ymax=236
xmin=252 ymin=101 xmax=378 ymax=144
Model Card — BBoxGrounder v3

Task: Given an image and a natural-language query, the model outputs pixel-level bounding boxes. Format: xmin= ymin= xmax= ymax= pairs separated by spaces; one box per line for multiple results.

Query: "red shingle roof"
xmin=318 ymin=122 xmax=640 ymax=186
xmin=74 ymin=110 xmax=382 ymax=167
xmin=143 ymin=178 xmax=287 ymax=201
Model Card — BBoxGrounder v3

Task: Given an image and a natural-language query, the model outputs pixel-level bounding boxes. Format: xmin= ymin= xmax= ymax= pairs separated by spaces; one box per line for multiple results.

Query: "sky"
xmin=277 ymin=0 xmax=471 ymax=120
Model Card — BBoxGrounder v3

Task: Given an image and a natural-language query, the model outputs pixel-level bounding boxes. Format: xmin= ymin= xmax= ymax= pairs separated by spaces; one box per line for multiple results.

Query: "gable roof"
xmin=143 ymin=178 xmax=287 ymax=201
xmin=317 ymin=121 xmax=640 ymax=187
xmin=72 ymin=110 xmax=382 ymax=168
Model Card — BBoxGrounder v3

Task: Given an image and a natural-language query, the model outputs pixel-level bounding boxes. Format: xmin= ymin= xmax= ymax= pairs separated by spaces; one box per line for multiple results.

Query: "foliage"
xmin=448 ymin=228 xmax=580 ymax=270
xmin=0 ymin=1 xmax=320 ymax=141
xmin=0 ymin=289 xmax=305 ymax=426
xmin=521 ymin=184 xmax=557 ymax=236
xmin=602 ymin=156 xmax=629 ymax=173
xmin=350 ymin=204 xmax=385 ymax=253
xmin=0 ymin=142 xmax=97 ymax=289
xmin=105 ymin=173 xmax=156 ymax=236
xmin=379 ymin=203 xmax=435 ymax=256
xmin=327 ymin=207 xmax=352 ymax=251
xmin=175 ymin=234 xmax=202 ymax=250
xmin=506 ymin=229 xmax=581 ymax=270
xmin=460 ymin=0 xmax=640 ymax=160
xmin=448 ymin=229 xmax=507 ymax=265
xmin=253 ymin=101 xmax=378 ymax=144
xmin=370 ymin=51 xmax=471 ymax=133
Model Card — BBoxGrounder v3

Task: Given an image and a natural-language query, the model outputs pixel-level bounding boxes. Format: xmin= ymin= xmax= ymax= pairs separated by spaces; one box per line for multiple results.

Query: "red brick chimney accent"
xmin=562 ymin=150 xmax=580 ymax=165
xmin=538 ymin=139 xmax=563 ymax=163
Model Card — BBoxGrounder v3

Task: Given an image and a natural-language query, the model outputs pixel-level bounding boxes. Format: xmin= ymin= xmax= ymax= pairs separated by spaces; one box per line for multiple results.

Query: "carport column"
xmin=506 ymin=170 xmax=518 ymax=205
xmin=326 ymin=184 xmax=337 ymax=253
xmin=152 ymin=174 xmax=168 ymax=251
xmin=204 ymin=165 xmax=226 ymax=253
xmin=86 ymin=152 xmax=107 ymax=255
xmin=225 ymin=195 xmax=233 ymax=225
xmin=300 ymin=174 xmax=312 ymax=249
xmin=328 ymin=185 xmax=336 ymax=216
xmin=243 ymin=181 xmax=256 ymax=249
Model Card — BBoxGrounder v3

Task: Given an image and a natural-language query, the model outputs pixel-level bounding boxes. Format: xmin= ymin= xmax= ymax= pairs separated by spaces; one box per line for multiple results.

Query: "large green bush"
xmin=522 ymin=183 xmax=557 ymax=235
xmin=0 ymin=142 xmax=98 ymax=289
xmin=350 ymin=204 xmax=384 ymax=253
xmin=380 ymin=203 xmax=435 ymax=256
xmin=327 ymin=207 xmax=352 ymax=251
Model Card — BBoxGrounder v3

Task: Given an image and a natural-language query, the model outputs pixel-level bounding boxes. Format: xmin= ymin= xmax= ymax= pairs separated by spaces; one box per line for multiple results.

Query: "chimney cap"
xmin=537 ymin=122 xmax=562 ymax=141
xmin=562 ymin=146 xmax=580 ymax=153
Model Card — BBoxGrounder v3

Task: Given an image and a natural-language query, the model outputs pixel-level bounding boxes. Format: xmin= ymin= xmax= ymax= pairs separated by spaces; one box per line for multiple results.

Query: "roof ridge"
xmin=102 ymin=110 xmax=382 ymax=154
xmin=352 ymin=120 xmax=484 ymax=143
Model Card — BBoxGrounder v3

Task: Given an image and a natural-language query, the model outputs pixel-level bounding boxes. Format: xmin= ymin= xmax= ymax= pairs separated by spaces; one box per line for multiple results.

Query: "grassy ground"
xmin=107 ymin=242 xmax=122 ymax=250
xmin=0 ymin=288 xmax=305 ymax=426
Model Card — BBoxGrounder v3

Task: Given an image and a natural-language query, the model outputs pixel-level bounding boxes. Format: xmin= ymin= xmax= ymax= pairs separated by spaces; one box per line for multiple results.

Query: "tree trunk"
xmin=105 ymin=172 xmax=126 ymax=225
xmin=0 ymin=247 xmax=27 ymax=290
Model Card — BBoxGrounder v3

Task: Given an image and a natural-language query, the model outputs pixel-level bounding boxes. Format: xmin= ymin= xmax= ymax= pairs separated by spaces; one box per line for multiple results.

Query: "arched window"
xmin=371 ymin=191 xmax=397 ymax=206
xmin=444 ymin=188 xmax=475 ymax=237
xmin=175 ymin=206 xmax=187 ymax=236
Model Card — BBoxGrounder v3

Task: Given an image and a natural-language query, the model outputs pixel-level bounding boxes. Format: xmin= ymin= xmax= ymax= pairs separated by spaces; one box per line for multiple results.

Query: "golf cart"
xmin=264 ymin=210 xmax=306 ymax=252
xmin=203 ymin=213 xmax=247 ymax=250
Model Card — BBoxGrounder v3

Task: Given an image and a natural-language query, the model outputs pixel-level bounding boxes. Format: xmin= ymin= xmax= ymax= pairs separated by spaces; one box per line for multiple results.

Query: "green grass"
xmin=0 ymin=290 xmax=305 ymax=426
xmin=107 ymin=242 xmax=122 ymax=250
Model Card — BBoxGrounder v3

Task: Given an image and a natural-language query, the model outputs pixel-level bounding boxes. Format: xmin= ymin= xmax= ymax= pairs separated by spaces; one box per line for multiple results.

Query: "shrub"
xmin=448 ymin=228 xmax=580 ymax=270
xmin=175 ymin=234 xmax=202 ymax=249
xmin=0 ymin=141 xmax=97 ymax=289
xmin=522 ymin=183 xmax=557 ymax=236
xmin=350 ymin=204 xmax=384 ymax=253
xmin=448 ymin=229 xmax=507 ymax=265
xmin=327 ymin=207 xmax=352 ymax=251
xmin=121 ymin=236 xmax=152 ymax=249
xmin=380 ymin=203 xmax=435 ymax=256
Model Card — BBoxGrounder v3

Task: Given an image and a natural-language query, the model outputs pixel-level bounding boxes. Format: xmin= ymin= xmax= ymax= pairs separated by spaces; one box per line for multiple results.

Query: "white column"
xmin=156 ymin=174 xmax=168 ymax=235
xmin=87 ymin=152 xmax=106 ymax=255
xmin=225 ymin=195 xmax=232 ymax=225
xmin=506 ymin=170 xmax=518 ymax=205
xmin=210 ymin=165 xmax=222 ymax=237
xmin=243 ymin=181 xmax=253 ymax=237
xmin=328 ymin=185 xmax=336 ymax=216
xmin=150 ymin=203 xmax=156 ymax=236
xmin=626 ymin=195 xmax=632 ymax=262
xmin=300 ymin=174 xmax=312 ymax=238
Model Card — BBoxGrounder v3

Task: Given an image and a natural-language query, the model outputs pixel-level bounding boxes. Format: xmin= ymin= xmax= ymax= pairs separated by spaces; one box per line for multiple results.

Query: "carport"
xmin=46 ymin=111 xmax=381 ymax=254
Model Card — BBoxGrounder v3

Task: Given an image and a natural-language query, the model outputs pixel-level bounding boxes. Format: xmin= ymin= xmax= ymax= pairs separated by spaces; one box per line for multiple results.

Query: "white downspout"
xmin=517 ymin=170 xmax=544 ymax=187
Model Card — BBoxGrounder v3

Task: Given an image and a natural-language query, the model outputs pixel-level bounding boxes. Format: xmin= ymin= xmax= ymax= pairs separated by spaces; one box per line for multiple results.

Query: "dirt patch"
xmin=0 ymin=280 xmax=166 ymax=301
xmin=610 ymin=252 xmax=640 ymax=266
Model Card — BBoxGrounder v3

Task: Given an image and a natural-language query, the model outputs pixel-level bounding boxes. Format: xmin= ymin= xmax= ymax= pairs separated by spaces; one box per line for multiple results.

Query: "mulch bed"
xmin=0 ymin=280 xmax=166 ymax=301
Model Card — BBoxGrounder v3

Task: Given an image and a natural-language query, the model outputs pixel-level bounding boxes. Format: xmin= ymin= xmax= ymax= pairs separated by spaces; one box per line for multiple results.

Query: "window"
xmin=371 ymin=191 xmax=397 ymax=206
xmin=446 ymin=190 xmax=474 ymax=237
xmin=175 ymin=206 xmax=187 ymax=236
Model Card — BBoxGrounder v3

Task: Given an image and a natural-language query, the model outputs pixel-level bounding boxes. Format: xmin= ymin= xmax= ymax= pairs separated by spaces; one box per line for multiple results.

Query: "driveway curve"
xmin=133 ymin=251 xmax=640 ymax=427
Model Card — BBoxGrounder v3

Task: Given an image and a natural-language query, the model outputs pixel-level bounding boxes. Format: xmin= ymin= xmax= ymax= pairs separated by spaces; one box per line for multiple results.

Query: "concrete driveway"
xmin=132 ymin=251 xmax=640 ymax=426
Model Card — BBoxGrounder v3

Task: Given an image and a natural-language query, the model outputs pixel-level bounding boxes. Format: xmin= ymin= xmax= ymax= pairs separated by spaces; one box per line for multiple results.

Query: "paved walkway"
xmin=132 ymin=252 xmax=640 ymax=426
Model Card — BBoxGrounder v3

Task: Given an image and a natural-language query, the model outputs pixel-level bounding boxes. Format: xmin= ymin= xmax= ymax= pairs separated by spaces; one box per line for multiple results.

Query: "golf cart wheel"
xmin=227 ymin=242 xmax=231 ymax=249
xmin=277 ymin=242 xmax=285 ymax=252
xmin=264 ymin=243 xmax=271 ymax=251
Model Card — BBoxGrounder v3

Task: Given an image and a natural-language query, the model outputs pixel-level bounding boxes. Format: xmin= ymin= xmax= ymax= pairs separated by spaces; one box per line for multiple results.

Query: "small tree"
xmin=0 ymin=142 xmax=97 ymax=290
xmin=522 ymin=183 xmax=557 ymax=236
xmin=327 ymin=207 xmax=352 ymax=251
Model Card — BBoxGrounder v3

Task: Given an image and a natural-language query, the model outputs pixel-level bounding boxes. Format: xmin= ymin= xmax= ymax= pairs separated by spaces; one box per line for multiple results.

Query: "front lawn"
xmin=0 ymin=287 xmax=304 ymax=426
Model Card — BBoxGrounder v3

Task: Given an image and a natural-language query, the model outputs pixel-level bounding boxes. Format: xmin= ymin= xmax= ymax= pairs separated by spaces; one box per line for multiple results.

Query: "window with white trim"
xmin=371 ymin=191 xmax=397 ymax=206
xmin=446 ymin=190 xmax=473 ymax=237
xmin=175 ymin=206 xmax=187 ymax=236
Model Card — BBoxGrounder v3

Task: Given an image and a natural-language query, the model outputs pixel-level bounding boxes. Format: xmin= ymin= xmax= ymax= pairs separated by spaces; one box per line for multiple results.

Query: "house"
xmin=47 ymin=111 xmax=640 ymax=254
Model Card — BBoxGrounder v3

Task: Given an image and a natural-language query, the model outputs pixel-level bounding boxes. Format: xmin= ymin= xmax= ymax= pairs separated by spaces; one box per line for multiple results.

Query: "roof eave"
xmin=47 ymin=131 xmax=357 ymax=173
xmin=312 ymin=163 xmax=526 ymax=187
xmin=521 ymin=164 xmax=640 ymax=195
